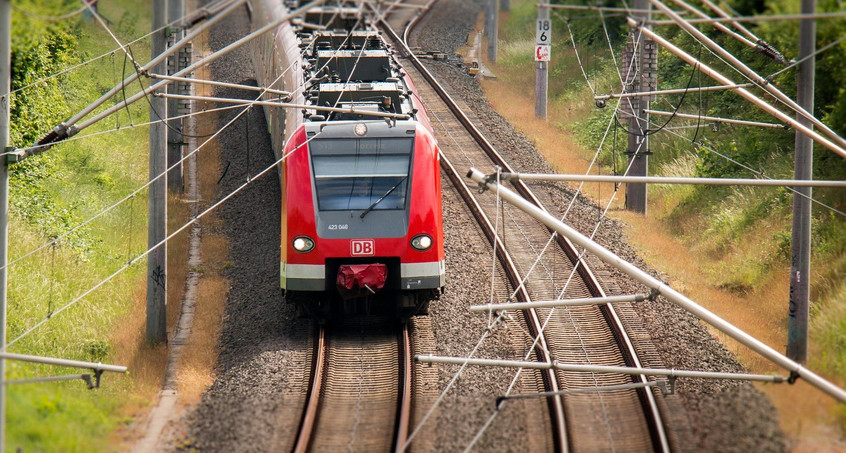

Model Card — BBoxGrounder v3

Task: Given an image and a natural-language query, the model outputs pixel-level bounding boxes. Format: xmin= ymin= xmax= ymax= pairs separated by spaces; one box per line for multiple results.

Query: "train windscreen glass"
xmin=311 ymin=137 xmax=413 ymax=211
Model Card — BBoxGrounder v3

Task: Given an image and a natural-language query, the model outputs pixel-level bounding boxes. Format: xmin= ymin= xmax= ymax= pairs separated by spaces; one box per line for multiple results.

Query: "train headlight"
xmin=411 ymin=234 xmax=433 ymax=251
xmin=293 ymin=236 xmax=315 ymax=253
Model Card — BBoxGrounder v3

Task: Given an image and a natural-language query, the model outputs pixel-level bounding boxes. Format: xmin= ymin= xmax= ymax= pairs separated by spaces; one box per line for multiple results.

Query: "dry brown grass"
xmin=177 ymin=235 xmax=228 ymax=404
xmin=479 ymin=74 xmax=625 ymax=212
xmin=112 ymin=26 xmax=232 ymax=445
xmin=169 ymin=192 xmax=192 ymax=332
xmin=108 ymin=275 xmax=168 ymax=447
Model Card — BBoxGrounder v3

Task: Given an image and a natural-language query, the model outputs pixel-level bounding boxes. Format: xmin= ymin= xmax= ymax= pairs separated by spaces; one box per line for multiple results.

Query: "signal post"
xmin=535 ymin=0 xmax=550 ymax=118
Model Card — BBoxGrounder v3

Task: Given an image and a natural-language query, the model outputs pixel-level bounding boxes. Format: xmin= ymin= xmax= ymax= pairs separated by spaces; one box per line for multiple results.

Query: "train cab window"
xmin=311 ymin=137 xmax=413 ymax=212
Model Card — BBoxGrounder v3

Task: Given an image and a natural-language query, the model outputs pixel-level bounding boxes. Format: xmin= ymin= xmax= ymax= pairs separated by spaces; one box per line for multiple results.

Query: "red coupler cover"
xmin=336 ymin=264 xmax=387 ymax=299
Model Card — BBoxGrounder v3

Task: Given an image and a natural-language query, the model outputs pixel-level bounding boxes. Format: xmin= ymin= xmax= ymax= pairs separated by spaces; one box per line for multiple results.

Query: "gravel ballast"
xmin=411 ymin=1 xmax=786 ymax=452
xmin=169 ymin=1 xmax=786 ymax=452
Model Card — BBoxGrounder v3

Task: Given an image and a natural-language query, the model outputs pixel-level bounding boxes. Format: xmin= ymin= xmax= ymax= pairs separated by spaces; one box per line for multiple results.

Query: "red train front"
xmin=282 ymin=118 xmax=444 ymax=318
xmin=249 ymin=2 xmax=445 ymax=319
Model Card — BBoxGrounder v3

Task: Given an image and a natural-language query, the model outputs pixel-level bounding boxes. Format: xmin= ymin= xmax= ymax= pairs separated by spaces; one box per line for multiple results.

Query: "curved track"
xmin=293 ymin=320 xmax=412 ymax=452
xmin=380 ymin=1 xmax=674 ymax=451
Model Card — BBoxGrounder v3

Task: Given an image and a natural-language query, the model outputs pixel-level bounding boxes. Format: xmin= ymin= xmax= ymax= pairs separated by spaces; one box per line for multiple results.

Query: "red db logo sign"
xmin=351 ymin=240 xmax=375 ymax=256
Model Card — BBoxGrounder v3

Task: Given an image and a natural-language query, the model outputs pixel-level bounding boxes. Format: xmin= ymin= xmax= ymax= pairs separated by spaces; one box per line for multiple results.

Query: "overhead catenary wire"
xmin=20 ymin=0 xmax=250 ymax=156
xmin=8 ymin=114 xmax=329 ymax=348
xmin=632 ymin=18 xmax=846 ymax=158
xmin=646 ymin=0 xmax=846 ymax=154
xmin=767 ymin=34 xmax=846 ymax=80
xmin=650 ymin=10 xmax=846 ymax=25
xmin=5 ymin=5 xmax=368 ymax=274
xmin=8 ymin=0 xmax=389 ymax=346
xmin=8 ymin=5 xmax=212 ymax=97
xmin=635 ymin=111 xmax=846 ymax=218
xmin=51 ymin=0 xmax=326 ymax=147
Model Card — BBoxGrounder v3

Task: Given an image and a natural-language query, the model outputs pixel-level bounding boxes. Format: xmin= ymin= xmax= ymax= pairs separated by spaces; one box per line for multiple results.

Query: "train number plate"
xmin=351 ymin=239 xmax=375 ymax=256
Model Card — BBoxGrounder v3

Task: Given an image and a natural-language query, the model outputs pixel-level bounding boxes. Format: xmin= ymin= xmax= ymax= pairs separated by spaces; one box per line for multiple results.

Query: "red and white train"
xmin=247 ymin=0 xmax=444 ymax=319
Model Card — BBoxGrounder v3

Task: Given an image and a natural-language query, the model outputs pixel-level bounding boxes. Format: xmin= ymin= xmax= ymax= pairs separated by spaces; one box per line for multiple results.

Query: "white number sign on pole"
xmin=536 ymin=18 xmax=551 ymax=44
xmin=535 ymin=44 xmax=550 ymax=62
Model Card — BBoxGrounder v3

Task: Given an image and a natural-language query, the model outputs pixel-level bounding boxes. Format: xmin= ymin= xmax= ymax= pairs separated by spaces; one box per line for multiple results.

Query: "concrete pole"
xmin=501 ymin=0 xmax=510 ymax=12
xmin=0 ymin=1 xmax=10 ymax=447
xmin=535 ymin=0 xmax=548 ymax=118
xmin=167 ymin=0 xmax=184 ymax=192
xmin=788 ymin=0 xmax=815 ymax=363
xmin=485 ymin=0 xmax=497 ymax=63
xmin=148 ymin=0 xmax=168 ymax=343
xmin=625 ymin=0 xmax=650 ymax=214
xmin=487 ymin=0 xmax=499 ymax=63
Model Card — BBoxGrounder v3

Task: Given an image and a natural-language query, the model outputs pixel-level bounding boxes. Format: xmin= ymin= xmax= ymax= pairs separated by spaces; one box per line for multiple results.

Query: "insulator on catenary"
xmin=755 ymin=40 xmax=788 ymax=65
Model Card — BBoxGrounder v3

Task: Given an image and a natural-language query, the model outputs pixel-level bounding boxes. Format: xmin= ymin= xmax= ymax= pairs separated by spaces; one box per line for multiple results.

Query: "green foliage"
xmin=6 ymin=1 xmax=154 ymax=451
xmin=9 ymin=15 xmax=79 ymax=146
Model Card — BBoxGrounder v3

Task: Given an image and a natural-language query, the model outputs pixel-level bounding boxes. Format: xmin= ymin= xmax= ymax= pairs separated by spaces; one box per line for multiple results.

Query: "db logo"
xmin=351 ymin=240 xmax=375 ymax=256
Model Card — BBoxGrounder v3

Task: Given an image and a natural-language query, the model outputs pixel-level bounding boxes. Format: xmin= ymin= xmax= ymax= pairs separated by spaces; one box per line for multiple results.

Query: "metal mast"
xmin=0 ymin=1 xmax=10 ymax=447
xmin=148 ymin=0 xmax=168 ymax=343
xmin=624 ymin=0 xmax=654 ymax=214
xmin=788 ymin=0 xmax=815 ymax=363
xmin=167 ymin=0 xmax=185 ymax=192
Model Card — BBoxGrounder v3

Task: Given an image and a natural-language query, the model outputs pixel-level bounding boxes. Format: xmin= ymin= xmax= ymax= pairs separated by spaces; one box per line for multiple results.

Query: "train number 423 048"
xmin=327 ymin=224 xmax=349 ymax=230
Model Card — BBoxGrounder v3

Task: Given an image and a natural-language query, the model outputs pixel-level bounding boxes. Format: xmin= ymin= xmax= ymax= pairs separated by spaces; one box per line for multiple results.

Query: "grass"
xmin=3 ymin=1 xmax=196 ymax=451
xmin=481 ymin=1 xmax=846 ymax=448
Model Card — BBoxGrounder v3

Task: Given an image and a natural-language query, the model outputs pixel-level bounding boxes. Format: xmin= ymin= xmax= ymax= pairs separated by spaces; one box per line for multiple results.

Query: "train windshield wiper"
xmin=360 ymin=176 xmax=407 ymax=219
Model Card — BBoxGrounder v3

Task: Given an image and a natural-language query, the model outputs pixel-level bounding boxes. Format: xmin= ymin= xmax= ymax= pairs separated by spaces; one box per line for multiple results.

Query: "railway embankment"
xmin=448 ymin=0 xmax=845 ymax=450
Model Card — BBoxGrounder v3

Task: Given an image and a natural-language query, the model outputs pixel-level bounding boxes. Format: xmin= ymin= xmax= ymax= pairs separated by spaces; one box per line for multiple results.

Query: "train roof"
xmin=291 ymin=3 xmax=416 ymax=124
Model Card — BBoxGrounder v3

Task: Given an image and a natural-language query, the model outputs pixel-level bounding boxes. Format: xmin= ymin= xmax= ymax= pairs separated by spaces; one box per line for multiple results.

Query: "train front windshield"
xmin=310 ymin=137 xmax=414 ymax=212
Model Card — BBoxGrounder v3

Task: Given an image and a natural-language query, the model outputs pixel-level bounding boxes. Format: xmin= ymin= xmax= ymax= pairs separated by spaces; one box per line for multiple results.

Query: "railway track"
xmin=293 ymin=318 xmax=413 ymax=452
xmin=379 ymin=2 xmax=674 ymax=451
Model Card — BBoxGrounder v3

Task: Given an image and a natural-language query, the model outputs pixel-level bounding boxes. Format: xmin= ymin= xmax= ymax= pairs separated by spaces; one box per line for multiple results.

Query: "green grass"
xmin=7 ymin=1 xmax=156 ymax=451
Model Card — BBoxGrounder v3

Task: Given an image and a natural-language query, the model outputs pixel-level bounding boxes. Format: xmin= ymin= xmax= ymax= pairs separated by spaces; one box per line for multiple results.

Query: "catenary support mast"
xmin=0 ymin=1 xmax=10 ymax=447
xmin=788 ymin=0 xmax=815 ymax=363
xmin=167 ymin=0 xmax=185 ymax=192
xmin=148 ymin=0 xmax=168 ymax=343
xmin=624 ymin=0 xmax=653 ymax=213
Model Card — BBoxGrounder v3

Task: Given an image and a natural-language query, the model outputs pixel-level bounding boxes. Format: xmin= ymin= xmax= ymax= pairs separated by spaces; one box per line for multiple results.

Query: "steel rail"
xmin=394 ymin=324 xmax=412 ymax=453
xmin=293 ymin=325 xmax=326 ymax=453
xmin=438 ymin=120 xmax=570 ymax=453
xmin=393 ymin=6 xmax=573 ymax=452
xmin=389 ymin=4 xmax=671 ymax=451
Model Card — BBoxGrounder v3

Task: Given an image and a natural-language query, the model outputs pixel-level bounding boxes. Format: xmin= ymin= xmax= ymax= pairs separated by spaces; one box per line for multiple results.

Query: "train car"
xmin=247 ymin=0 xmax=444 ymax=319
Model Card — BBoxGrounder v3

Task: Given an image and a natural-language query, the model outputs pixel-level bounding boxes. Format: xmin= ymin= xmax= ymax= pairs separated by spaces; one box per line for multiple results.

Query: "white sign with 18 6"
xmin=536 ymin=18 xmax=551 ymax=44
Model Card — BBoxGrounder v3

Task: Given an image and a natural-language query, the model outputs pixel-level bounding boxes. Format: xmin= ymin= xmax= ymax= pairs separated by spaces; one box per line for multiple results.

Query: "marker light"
xmin=293 ymin=236 xmax=315 ymax=253
xmin=354 ymin=123 xmax=367 ymax=136
xmin=411 ymin=234 xmax=433 ymax=251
